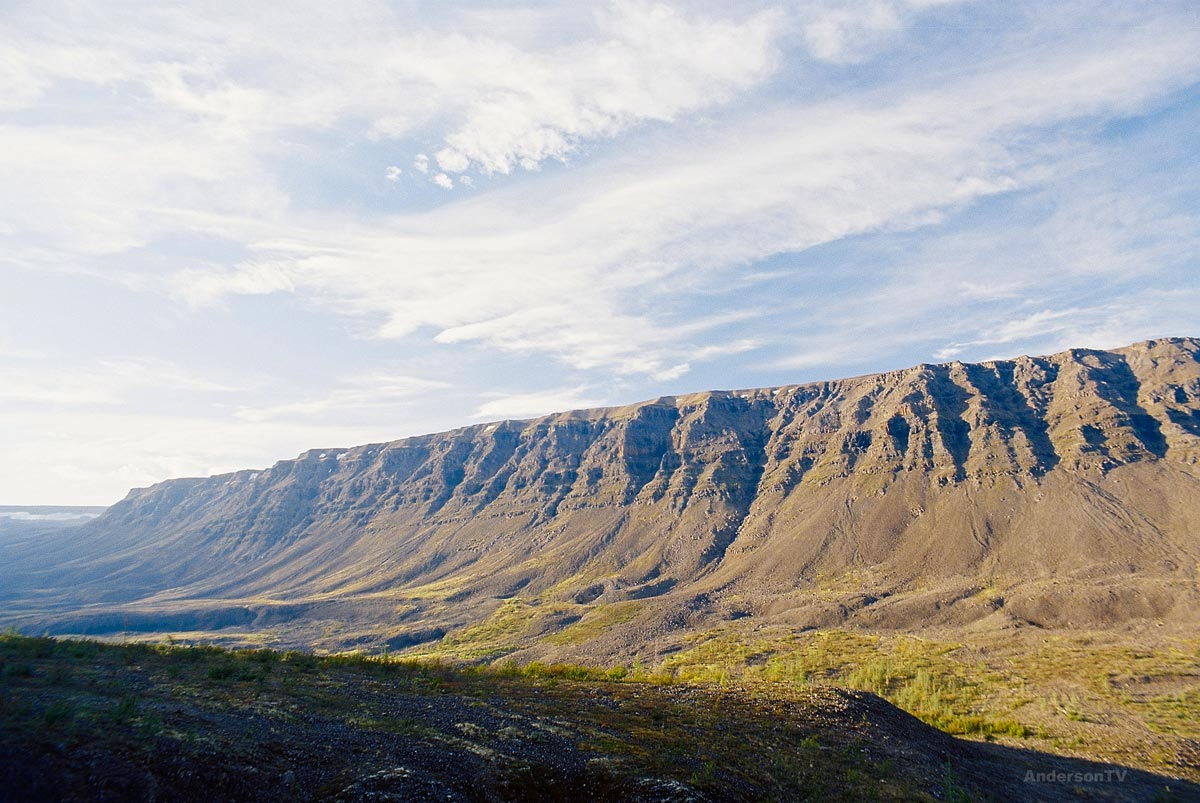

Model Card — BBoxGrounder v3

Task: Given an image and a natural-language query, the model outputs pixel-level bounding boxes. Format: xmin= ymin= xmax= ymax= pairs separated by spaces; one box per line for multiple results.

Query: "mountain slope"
xmin=4 ymin=337 xmax=1200 ymax=653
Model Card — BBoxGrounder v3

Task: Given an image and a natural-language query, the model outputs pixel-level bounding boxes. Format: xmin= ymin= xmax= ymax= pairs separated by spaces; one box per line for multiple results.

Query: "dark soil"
xmin=1 ymin=636 xmax=1197 ymax=802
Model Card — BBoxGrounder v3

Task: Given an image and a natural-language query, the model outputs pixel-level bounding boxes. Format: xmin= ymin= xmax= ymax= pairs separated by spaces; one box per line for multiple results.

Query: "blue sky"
xmin=2 ymin=0 xmax=1198 ymax=505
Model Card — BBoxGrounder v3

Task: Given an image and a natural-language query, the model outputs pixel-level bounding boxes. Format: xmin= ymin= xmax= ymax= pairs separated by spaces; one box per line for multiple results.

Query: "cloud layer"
xmin=2 ymin=0 xmax=1198 ymax=503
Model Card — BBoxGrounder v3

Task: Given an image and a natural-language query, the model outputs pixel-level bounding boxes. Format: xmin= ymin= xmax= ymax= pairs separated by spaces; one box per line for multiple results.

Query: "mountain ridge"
xmin=3 ymin=337 xmax=1199 ymax=657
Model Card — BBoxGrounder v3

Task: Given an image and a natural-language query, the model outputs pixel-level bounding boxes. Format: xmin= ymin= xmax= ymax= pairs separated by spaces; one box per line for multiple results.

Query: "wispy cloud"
xmin=795 ymin=0 xmax=967 ymax=63
xmin=170 ymin=262 xmax=296 ymax=307
xmin=421 ymin=1 xmax=783 ymax=176
xmin=234 ymin=374 xmax=451 ymax=423
xmin=932 ymin=289 xmax=1200 ymax=363
xmin=166 ymin=6 xmax=1200 ymax=379
xmin=0 ymin=407 xmax=393 ymax=504
xmin=0 ymin=357 xmax=241 ymax=407
xmin=2 ymin=0 xmax=1198 ymax=504
xmin=473 ymin=387 xmax=608 ymax=420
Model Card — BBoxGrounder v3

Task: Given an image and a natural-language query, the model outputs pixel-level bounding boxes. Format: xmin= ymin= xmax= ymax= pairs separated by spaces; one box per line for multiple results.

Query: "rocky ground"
xmin=1 ymin=634 xmax=1196 ymax=802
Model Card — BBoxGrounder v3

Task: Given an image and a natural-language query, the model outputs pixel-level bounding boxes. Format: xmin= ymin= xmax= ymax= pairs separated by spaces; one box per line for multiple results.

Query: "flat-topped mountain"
xmin=4 ymin=337 xmax=1199 ymax=656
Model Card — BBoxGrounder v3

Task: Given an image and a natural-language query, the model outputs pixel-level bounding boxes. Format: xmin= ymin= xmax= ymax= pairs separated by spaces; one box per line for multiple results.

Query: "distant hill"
xmin=0 ymin=505 xmax=107 ymax=523
xmin=3 ymin=338 xmax=1198 ymax=658
xmin=0 ymin=505 xmax=106 ymax=539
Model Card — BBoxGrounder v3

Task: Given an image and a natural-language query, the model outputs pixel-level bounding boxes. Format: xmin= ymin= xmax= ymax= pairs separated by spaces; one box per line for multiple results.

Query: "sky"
xmin=2 ymin=0 xmax=1199 ymax=505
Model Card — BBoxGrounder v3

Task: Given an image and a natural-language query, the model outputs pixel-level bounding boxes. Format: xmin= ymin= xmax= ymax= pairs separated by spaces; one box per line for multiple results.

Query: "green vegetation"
xmin=426 ymin=596 xmax=645 ymax=659
xmin=664 ymin=628 xmax=1024 ymax=735
xmin=5 ymin=626 xmax=1196 ymax=799
xmin=650 ymin=625 xmax=1200 ymax=767
xmin=53 ymin=600 xmax=1200 ymax=779
xmin=434 ymin=597 xmax=549 ymax=660
xmin=405 ymin=604 xmax=1200 ymax=777
xmin=544 ymin=601 xmax=642 ymax=645
xmin=0 ymin=631 xmax=983 ymax=802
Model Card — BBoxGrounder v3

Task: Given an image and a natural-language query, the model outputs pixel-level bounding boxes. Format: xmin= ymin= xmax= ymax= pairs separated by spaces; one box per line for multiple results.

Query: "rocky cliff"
xmin=5 ymin=338 xmax=1200 ymax=654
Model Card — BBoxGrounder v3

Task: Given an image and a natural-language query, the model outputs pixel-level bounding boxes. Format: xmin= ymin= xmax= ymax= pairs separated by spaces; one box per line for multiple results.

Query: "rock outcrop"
xmin=4 ymin=338 xmax=1199 ymax=651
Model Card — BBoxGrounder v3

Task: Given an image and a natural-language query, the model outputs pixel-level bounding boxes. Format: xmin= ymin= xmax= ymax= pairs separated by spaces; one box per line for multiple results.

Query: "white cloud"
xmin=0 ymin=13 xmax=147 ymax=112
xmin=0 ymin=407 xmax=394 ymax=505
xmin=0 ymin=122 xmax=283 ymax=255
xmin=687 ymin=339 xmax=763 ymax=362
xmin=0 ymin=357 xmax=240 ymax=408
xmin=0 ymin=0 xmax=991 ymax=266
xmin=968 ymin=308 xmax=1088 ymax=349
xmin=652 ymin=363 xmax=691 ymax=382
xmin=653 ymin=338 xmax=764 ymax=379
xmin=796 ymin=0 xmax=966 ymax=63
xmin=170 ymin=262 xmax=295 ymax=307
xmin=234 ymin=374 xmax=451 ymax=423
xmin=799 ymin=0 xmax=902 ymax=62
xmin=473 ymin=387 xmax=607 ymax=420
xmin=3 ymin=1 xmax=1198 ymax=506
xmin=161 ymin=9 xmax=1200 ymax=384
xmin=423 ymin=2 xmax=784 ymax=175
xmin=95 ymin=358 xmax=244 ymax=394
xmin=931 ymin=288 xmax=1200 ymax=363
xmin=434 ymin=147 xmax=470 ymax=173
xmin=955 ymin=281 xmax=1022 ymax=302
xmin=767 ymin=338 xmax=903 ymax=373
xmin=0 ymin=375 xmax=118 ymax=407
xmin=0 ymin=340 xmax=44 ymax=361
xmin=432 ymin=173 xmax=454 ymax=190
xmin=932 ymin=346 xmax=963 ymax=361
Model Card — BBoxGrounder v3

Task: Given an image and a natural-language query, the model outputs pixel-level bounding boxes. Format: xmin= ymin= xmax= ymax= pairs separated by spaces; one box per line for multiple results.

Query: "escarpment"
xmin=4 ymin=338 xmax=1199 ymax=648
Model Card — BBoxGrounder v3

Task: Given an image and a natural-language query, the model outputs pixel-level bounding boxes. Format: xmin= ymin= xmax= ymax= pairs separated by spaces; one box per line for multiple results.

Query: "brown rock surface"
xmin=3 ymin=337 xmax=1198 ymax=653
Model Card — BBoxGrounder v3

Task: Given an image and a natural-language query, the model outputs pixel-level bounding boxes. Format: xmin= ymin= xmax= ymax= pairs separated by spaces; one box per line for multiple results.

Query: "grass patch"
xmin=435 ymin=597 xmax=542 ymax=660
xmin=650 ymin=625 xmax=1200 ymax=761
xmin=544 ymin=601 xmax=642 ymax=646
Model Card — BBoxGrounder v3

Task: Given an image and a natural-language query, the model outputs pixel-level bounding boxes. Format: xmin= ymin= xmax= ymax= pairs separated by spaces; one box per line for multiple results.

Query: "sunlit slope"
xmin=5 ymin=338 xmax=1199 ymax=645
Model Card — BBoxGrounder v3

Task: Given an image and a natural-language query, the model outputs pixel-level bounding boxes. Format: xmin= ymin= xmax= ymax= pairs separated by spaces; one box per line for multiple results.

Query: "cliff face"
xmin=6 ymin=338 xmax=1200 ymax=649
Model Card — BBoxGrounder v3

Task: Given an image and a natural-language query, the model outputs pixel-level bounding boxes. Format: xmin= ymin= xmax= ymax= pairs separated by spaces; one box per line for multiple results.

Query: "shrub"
xmin=44 ymin=700 xmax=73 ymax=726
xmin=208 ymin=662 xmax=236 ymax=680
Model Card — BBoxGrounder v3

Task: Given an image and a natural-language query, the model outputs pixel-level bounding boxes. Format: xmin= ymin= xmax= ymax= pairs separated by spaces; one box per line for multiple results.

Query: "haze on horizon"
xmin=2 ymin=0 xmax=1198 ymax=506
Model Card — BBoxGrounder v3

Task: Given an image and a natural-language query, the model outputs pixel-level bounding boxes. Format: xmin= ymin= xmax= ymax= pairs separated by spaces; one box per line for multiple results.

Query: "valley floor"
xmin=1 ymin=634 xmax=1196 ymax=802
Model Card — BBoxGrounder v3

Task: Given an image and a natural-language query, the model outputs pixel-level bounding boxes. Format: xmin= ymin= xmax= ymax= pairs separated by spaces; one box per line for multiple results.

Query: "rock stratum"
xmin=4 ymin=337 xmax=1200 ymax=657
